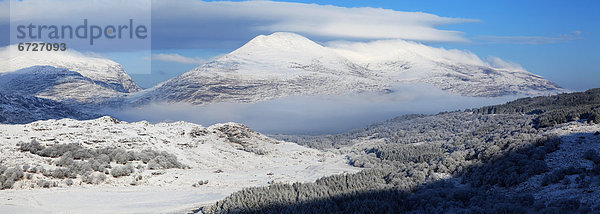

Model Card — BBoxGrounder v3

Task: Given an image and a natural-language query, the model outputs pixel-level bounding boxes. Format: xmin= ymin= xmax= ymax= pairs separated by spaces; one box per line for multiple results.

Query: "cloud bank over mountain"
xmin=0 ymin=0 xmax=476 ymax=50
xmin=110 ymin=84 xmax=520 ymax=134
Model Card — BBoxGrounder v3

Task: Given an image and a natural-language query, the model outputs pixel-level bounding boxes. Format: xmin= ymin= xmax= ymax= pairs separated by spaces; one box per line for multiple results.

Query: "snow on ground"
xmin=545 ymin=122 xmax=600 ymax=171
xmin=515 ymin=121 xmax=600 ymax=205
xmin=0 ymin=116 xmax=359 ymax=213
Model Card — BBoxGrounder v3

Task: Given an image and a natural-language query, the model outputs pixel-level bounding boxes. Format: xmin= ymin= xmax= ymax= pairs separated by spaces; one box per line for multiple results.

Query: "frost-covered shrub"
xmin=542 ymin=169 xmax=566 ymax=186
xmin=147 ymin=152 xmax=186 ymax=170
xmin=14 ymin=137 xmax=187 ymax=190
xmin=39 ymin=143 xmax=81 ymax=158
xmin=55 ymin=152 xmax=75 ymax=167
xmin=583 ymin=149 xmax=600 ymax=164
xmin=51 ymin=168 xmax=68 ymax=179
xmin=71 ymin=148 xmax=94 ymax=160
xmin=365 ymin=144 xmax=445 ymax=164
xmin=238 ymin=147 xmax=267 ymax=155
xmin=82 ymin=173 xmax=107 ymax=185
xmin=36 ymin=179 xmax=52 ymax=188
xmin=88 ymin=159 xmax=102 ymax=172
xmin=110 ymin=165 xmax=135 ymax=178
xmin=193 ymin=180 xmax=209 ymax=187
xmin=189 ymin=127 xmax=209 ymax=137
xmin=19 ymin=140 xmax=44 ymax=154
xmin=18 ymin=142 xmax=186 ymax=186
xmin=96 ymin=154 xmax=111 ymax=164
xmin=0 ymin=167 xmax=25 ymax=189
xmin=69 ymin=161 xmax=93 ymax=175
xmin=138 ymin=149 xmax=159 ymax=164
xmin=112 ymin=150 xmax=137 ymax=165
xmin=40 ymin=167 xmax=52 ymax=177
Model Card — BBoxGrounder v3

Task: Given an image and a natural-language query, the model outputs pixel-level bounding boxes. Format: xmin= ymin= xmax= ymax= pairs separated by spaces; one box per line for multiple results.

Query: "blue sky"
xmin=3 ymin=0 xmax=599 ymax=91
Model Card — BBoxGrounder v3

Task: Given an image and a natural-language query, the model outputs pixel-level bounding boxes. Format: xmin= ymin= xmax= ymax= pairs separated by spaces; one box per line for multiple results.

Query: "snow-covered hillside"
xmin=0 ymin=117 xmax=357 ymax=213
xmin=0 ymin=45 xmax=140 ymax=106
xmin=134 ymin=32 xmax=562 ymax=105
xmin=0 ymin=92 xmax=98 ymax=124
xmin=1 ymin=45 xmax=140 ymax=93
xmin=520 ymin=123 xmax=600 ymax=206
xmin=0 ymin=66 xmax=128 ymax=105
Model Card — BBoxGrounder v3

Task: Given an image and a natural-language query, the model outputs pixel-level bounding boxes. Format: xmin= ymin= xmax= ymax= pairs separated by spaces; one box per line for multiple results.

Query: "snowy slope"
xmin=329 ymin=39 xmax=562 ymax=97
xmin=0 ymin=66 xmax=127 ymax=105
xmin=0 ymin=92 xmax=98 ymax=124
xmin=133 ymin=32 xmax=385 ymax=105
xmin=0 ymin=45 xmax=140 ymax=107
xmin=134 ymin=32 xmax=562 ymax=105
xmin=0 ymin=45 xmax=140 ymax=93
xmin=513 ymin=122 xmax=600 ymax=207
xmin=0 ymin=117 xmax=358 ymax=213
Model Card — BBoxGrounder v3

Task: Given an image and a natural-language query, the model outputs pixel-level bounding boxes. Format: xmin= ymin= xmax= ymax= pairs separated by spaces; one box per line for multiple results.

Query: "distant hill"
xmin=472 ymin=88 xmax=600 ymax=127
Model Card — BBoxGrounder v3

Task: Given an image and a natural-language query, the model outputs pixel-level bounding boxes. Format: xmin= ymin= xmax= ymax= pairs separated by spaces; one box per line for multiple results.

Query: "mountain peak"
xmin=250 ymin=32 xmax=317 ymax=45
xmin=230 ymin=32 xmax=325 ymax=56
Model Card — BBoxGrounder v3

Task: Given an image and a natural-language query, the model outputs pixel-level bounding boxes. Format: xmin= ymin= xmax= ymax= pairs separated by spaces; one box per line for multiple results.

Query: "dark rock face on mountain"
xmin=0 ymin=92 xmax=98 ymax=124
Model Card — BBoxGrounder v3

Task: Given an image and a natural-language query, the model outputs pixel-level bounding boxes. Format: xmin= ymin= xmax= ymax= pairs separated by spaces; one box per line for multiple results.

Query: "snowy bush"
xmin=15 ymin=141 xmax=187 ymax=189
xmin=36 ymin=179 xmax=52 ymax=188
xmin=147 ymin=152 xmax=186 ymax=170
xmin=19 ymin=140 xmax=45 ymax=154
xmin=541 ymin=169 xmax=566 ymax=186
xmin=110 ymin=165 xmax=135 ymax=178
xmin=82 ymin=173 xmax=107 ymax=185
xmin=138 ymin=149 xmax=160 ymax=164
xmin=583 ymin=149 xmax=600 ymax=163
xmin=189 ymin=127 xmax=209 ymax=137
xmin=0 ymin=167 xmax=24 ymax=189
xmin=193 ymin=180 xmax=209 ymax=187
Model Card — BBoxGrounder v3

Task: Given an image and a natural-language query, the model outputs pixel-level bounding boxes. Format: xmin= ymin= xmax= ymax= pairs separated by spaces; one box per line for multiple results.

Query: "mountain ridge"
xmin=0 ymin=45 xmax=140 ymax=94
xmin=133 ymin=32 xmax=562 ymax=105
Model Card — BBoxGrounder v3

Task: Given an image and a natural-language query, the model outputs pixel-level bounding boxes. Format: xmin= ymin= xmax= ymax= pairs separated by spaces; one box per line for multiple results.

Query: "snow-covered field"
xmin=0 ymin=117 xmax=358 ymax=213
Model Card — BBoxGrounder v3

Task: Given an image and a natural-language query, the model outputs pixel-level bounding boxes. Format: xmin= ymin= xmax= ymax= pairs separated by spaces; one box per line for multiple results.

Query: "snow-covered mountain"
xmin=133 ymin=32 xmax=562 ymax=105
xmin=0 ymin=45 xmax=140 ymax=105
xmin=0 ymin=66 xmax=131 ymax=105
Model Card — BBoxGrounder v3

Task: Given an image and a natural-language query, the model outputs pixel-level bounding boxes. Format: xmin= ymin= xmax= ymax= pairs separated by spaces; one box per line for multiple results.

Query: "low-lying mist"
xmin=105 ymin=84 xmax=523 ymax=135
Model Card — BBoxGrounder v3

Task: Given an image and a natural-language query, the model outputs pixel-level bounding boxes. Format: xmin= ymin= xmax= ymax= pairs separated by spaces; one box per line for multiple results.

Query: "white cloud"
xmin=485 ymin=56 xmax=524 ymax=71
xmin=151 ymin=53 xmax=206 ymax=64
xmin=327 ymin=39 xmax=487 ymax=66
xmin=106 ymin=83 xmax=520 ymax=134
xmin=3 ymin=0 xmax=478 ymax=50
xmin=151 ymin=0 xmax=477 ymax=43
